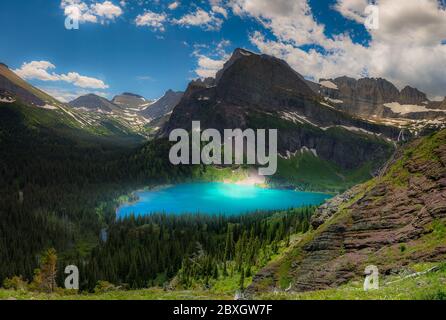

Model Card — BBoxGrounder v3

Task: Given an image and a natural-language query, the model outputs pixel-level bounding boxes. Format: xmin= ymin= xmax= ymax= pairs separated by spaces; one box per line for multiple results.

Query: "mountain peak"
xmin=69 ymin=94 xmax=115 ymax=112
xmin=112 ymin=92 xmax=149 ymax=110
xmin=141 ymin=89 xmax=183 ymax=121
xmin=213 ymin=47 xmax=316 ymax=105
xmin=121 ymin=92 xmax=144 ymax=99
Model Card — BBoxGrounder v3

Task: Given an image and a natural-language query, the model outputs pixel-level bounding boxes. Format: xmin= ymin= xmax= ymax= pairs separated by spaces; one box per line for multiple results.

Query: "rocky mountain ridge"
xmin=317 ymin=77 xmax=446 ymax=124
xmin=163 ymin=48 xmax=399 ymax=172
xmin=141 ymin=89 xmax=183 ymax=121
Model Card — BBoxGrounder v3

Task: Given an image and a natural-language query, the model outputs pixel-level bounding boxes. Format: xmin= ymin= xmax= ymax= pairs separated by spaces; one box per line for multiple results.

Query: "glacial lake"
xmin=117 ymin=182 xmax=331 ymax=217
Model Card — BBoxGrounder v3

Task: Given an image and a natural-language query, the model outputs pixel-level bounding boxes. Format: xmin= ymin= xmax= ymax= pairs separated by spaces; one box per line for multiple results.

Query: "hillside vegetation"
xmin=248 ymin=129 xmax=446 ymax=295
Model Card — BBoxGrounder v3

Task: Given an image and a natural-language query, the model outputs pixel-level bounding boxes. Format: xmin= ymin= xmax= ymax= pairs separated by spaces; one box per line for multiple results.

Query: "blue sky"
xmin=1 ymin=0 xmax=446 ymax=101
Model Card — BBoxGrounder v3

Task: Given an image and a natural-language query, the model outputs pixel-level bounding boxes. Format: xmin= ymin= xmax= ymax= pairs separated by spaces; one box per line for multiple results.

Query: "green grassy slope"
xmin=0 ymin=101 xmax=144 ymax=146
xmin=274 ymin=151 xmax=373 ymax=192
xmin=1 ymin=262 xmax=444 ymax=300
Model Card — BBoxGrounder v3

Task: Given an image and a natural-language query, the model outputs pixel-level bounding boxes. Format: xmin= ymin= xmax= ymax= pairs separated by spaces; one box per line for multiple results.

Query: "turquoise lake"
xmin=117 ymin=182 xmax=331 ymax=217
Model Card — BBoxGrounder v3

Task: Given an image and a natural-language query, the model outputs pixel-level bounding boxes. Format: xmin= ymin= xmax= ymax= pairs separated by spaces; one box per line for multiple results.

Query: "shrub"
xmin=3 ymin=276 xmax=28 ymax=290
xmin=94 ymin=281 xmax=119 ymax=294
xmin=420 ymin=289 xmax=446 ymax=300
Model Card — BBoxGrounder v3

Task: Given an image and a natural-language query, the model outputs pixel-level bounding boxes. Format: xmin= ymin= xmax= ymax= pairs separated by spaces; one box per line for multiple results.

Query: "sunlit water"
xmin=117 ymin=182 xmax=331 ymax=217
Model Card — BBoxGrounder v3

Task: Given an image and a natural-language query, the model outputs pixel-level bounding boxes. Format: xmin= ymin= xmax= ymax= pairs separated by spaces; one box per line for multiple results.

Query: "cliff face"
xmin=163 ymin=49 xmax=399 ymax=171
xmin=141 ymin=90 xmax=183 ymax=121
xmin=319 ymin=77 xmax=446 ymax=121
xmin=399 ymin=86 xmax=427 ymax=105
xmin=249 ymin=129 xmax=446 ymax=293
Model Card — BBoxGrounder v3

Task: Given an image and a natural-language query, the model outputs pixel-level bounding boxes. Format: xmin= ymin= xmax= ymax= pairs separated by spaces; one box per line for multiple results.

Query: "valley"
xmin=1 ymin=47 xmax=445 ymax=301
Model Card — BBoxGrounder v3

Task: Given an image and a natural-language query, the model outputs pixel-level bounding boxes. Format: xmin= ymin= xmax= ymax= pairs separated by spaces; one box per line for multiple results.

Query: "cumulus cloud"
xmin=60 ymin=0 xmax=123 ymax=24
xmin=193 ymin=40 xmax=231 ymax=78
xmin=15 ymin=61 xmax=109 ymax=89
xmin=91 ymin=1 xmax=123 ymax=19
xmin=41 ymin=87 xmax=109 ymax=102
xmin=168 ymin=2 xmax=180 ymax=10
xmin=232 ymin=0 xmax=446 ymax=98
xmin=333 ymin=0 xmax=369 ymax=24
xmin=135 ymin=11 xmax=167 ymax=31
xmin=230 ymin=0 xmax=327 ymax=47
xmin=174 ymin=8 xmax=224 ymax=31
xmin=211 ymin=5 xmax=228 ymax=18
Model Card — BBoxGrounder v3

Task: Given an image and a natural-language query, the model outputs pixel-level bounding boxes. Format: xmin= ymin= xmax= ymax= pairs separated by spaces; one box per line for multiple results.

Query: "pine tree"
xmin=239 ymin=268 xmax=245 ymax=291
xmin=39 ymin=248 xmax=57 ymax=293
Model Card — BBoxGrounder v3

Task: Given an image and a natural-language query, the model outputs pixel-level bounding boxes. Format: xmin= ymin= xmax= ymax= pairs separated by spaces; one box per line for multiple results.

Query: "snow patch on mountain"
xmin=41 ymin=104 xmax=58 ymax=110
xmin=0 ymin=97 xmax=16 ymax=103
xmin=384 ymin=102 xmax=446 ymax=115
xmin=320 ymin=80 xmax=338 ymax=90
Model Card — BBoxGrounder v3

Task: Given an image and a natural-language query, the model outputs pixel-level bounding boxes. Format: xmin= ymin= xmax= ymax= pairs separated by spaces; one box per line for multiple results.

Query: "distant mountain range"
xmin=163 ymin=49 xmax=400 ymax=174
xmin=0 ymin=62 xmax=184 ymax=140
xmin=69 ymin=94 xmax=118 ymax=113
xmin=314 ymin=76 xmax=446 ymax=125
xmin=1 ymin=48 xmax=445 ymax=154
xmin=141 ymin=89 xmax=183 ymax=121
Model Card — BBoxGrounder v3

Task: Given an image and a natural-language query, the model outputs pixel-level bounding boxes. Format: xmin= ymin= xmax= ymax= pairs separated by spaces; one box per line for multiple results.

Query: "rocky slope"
xmin=69 ymin=94 xmax=118 ymax=113
xmin=0 ymin=63 xmax=60 ymax=107
xmin=69 ymin=94 xmax=153 ymax=138
xmin=163 ymin=49 xmax=399 ymax=172
xmin=112 ymin=92 xmax=152 ymax=110
xmin=0 ymin=65 xmax=145 ymax=142
xmin=318 ymin=77 xmax=446 ymax=125
xmin=141 ymin=89 xmax=183 ymax=121
xmin=248 ymin=129 xmax=446 ymax=293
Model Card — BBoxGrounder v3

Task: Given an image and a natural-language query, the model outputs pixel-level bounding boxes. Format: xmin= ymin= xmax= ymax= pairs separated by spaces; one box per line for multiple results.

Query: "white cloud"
xmin=212 ymin=5 xmax=228 ymax=18
xmin=168 ymin=1 xmax=180 ymax=10
xmin=174 ymin=8 xmax=223 ymax=31
xmin=230 ymin=0 xmax=327 ymax=47
xmin=60 ymin=0 xmax=123 ymax=24
xmin=135 ymin=11 xmax=167 ymax=31
xmin=41 ymin=87 xmax=109 ymax=102
xmin=15 ymin=61 xmax=109 ymax=89
xmin=333 ymin=0 xmax=369 ymax=24
xmin=61 ymin=0 xmax=98 ymax=23
xmin=195 ymin=55 xmax=227 ymax=78
xmin=234 ymin=0 xmax=446 ymax=98
xmin=91 ymin=1 xmax=123 ymax=19
xmin=193 ymin=40 xmax=231 ymax=78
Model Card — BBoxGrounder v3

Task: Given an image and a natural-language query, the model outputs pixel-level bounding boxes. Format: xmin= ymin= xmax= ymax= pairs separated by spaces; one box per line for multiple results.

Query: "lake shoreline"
xmin=116 ymin=182 xmax=332 ymax=218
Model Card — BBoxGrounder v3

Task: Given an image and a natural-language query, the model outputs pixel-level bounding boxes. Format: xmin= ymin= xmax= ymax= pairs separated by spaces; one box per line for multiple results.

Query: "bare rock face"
xmin=319 ymin=76 xmax=400 ymax=117
xmin=320 ymin=77 xmax=445 ymax=122
xmin=399 ymin=86 xmax=427 ymax=105
xmin=141 ymin=90 xmax=183 ymax=121
xmin=248 ymin=129 xmax=446 ymax=293
xmin=162 ymin=49 xmax=399 ymax=171
xmin=69 ymin=94 xmax=117 ymax=112
xmin=112 ymin=93 xmax=150 ymax=110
